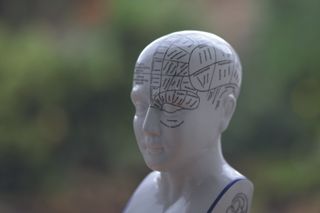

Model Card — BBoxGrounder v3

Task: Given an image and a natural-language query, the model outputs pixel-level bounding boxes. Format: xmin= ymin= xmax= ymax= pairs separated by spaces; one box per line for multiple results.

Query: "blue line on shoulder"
xmin=206 ymin=178 xmax=246 ymax=213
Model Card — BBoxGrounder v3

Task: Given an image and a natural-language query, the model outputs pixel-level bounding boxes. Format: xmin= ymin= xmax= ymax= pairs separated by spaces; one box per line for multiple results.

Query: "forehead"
xmin=133 ymin=63 xmax=151 ymax=86
xmin=132 ymin=62 xmax=151 ymax=102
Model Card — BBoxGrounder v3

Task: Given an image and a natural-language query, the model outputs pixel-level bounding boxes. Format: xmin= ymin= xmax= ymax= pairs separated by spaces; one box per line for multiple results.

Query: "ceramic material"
xmin=125 ymin=31 xmax=253 ymax=213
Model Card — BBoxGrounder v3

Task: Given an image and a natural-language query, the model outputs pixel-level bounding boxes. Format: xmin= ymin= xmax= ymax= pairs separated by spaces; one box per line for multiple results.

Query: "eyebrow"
xmin=130 ymin=87 xmax=148 ymax=103
xmin=130 ymin=90 xmax=139 ymax=103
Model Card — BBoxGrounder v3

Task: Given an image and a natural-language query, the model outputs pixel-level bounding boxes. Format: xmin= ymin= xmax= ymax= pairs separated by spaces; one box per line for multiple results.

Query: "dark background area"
xmin=0 ymin=0 xmax=319 ymax=212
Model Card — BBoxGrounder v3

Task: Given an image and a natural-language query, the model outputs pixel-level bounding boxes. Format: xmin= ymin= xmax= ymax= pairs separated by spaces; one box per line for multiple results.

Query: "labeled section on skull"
xmin=152 ymin=90 xmax=200 ymax=113
xmin=149 ymin=34 xmax=240 ymax=113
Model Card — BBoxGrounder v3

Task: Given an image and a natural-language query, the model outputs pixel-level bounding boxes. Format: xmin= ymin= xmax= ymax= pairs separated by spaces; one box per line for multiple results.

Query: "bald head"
xmin=133 ymin=31 xmax=242 ymax=114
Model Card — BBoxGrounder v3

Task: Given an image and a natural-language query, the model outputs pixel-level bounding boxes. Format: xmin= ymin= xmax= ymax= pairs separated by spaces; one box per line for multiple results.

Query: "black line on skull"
xmin=176 ymin=53 xmax=187 ymax=60
xmin=208 ymin=48 xmax=213 ymax=60
xmin=219 ymin=88 xmax=229 ymax=98
xmin=204 ymin=49 xmax=208 ymax=61
xmin=167 ymin=49 xmax=177 ymax=57
xmin=208 ymin=47 xmax=217 ymax=89
xmin=160 ymin=120 xmax=184 ymax=128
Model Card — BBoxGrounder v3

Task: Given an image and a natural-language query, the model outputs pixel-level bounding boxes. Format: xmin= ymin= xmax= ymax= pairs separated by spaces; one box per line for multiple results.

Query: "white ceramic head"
xmin=131 ymin=30 xmax=242 ymax=172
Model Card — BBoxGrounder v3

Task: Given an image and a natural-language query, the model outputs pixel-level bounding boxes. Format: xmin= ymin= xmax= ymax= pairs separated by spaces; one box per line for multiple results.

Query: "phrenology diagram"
xmin=134 ymin=33 xmax=241 ymax=128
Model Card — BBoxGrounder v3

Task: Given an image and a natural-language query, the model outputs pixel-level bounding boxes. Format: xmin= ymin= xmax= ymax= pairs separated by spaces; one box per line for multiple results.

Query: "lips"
xmin=147 ymin=147 xmax=164 ymax=154
xmin=145 ymin=137 xmax=164 ymax=154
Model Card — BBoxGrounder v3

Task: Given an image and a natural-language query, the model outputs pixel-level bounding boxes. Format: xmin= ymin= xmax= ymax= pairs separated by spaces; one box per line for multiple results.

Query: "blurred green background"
xmin=0 ymin=0 xmax=319 ymax=212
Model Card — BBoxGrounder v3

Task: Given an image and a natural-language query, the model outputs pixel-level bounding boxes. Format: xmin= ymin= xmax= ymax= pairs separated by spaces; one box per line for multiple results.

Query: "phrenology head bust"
xmin=131 ymin=31 xmax=242 ymax=171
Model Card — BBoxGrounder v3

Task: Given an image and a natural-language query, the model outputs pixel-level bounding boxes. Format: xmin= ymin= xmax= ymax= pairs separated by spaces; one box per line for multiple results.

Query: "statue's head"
xmin=131 ymin=31 xmax=242 ymax=172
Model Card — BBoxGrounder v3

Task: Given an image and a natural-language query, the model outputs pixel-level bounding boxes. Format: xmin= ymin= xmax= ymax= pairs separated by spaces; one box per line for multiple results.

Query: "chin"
xmin=145 ymin=160 xmax=170 ymax=172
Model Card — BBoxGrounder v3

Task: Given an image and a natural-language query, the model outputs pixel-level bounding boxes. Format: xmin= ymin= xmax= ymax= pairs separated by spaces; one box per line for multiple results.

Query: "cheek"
xmin=133 ymin=115 xmax=142 ymax=135
xmin=133 ymin=115 xmax=146 ymax=148
xmin=180 ymin=113 xmax=212 ymax=141
xmin=161 ymin=128 xmax=184 ymax=154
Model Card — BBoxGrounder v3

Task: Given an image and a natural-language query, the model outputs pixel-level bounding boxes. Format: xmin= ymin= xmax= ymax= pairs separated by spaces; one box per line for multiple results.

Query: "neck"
xmin=159 ymin=136 xmax=226 ymax=205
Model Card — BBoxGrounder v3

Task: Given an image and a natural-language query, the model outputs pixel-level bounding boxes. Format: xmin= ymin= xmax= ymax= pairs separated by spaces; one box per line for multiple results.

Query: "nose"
xmin=143 ymin=106 xmax=161 ymax=136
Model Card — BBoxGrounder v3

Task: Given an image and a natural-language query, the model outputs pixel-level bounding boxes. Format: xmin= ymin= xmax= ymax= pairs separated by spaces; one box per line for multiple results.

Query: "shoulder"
xmin=221 ymin=164 xmax=254 ymax=195
xmin=222 ymin=179 xmax=253 ymax=213
xmin=123 ymin=171 xmax=160 ymax=213
xmin=208 ymin=178 xmax=254 ymax=213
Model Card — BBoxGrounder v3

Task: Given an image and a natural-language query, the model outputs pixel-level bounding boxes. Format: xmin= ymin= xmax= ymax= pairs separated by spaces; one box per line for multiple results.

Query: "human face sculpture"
xmin=131 ymin=31 xmax=241 ymax=172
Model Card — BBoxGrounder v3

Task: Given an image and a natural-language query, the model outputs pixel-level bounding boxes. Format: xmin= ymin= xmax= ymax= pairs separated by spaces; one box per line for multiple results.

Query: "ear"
xmin=220 ymin=94 xmax=236 ymax=132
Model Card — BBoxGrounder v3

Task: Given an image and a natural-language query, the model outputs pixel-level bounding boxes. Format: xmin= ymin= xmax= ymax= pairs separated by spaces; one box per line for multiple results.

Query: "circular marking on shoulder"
xmin=226 ymin=192 xmax=248 ymax=213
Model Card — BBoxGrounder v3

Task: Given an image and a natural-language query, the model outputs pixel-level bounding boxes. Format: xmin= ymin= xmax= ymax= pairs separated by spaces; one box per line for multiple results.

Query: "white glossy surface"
xmin=125 ymin=31 xmax=253 ymax=213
